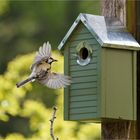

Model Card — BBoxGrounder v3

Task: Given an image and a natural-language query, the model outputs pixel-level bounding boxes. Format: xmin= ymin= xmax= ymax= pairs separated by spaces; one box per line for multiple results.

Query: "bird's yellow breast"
xmin=36 ymin=61 xmax=51 ymax=73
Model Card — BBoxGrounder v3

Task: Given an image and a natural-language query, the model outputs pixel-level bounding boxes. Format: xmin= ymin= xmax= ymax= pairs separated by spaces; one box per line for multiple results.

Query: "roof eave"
xmin=102 ymin=43 xmax=140 ymax=51
xmin=58 ymin=14 xmax=82 ymax=51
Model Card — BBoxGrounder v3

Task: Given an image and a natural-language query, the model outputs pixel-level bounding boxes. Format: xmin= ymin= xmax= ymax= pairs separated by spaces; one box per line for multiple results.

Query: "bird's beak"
xmin=53 ymin=59 xmax=58 ymax=62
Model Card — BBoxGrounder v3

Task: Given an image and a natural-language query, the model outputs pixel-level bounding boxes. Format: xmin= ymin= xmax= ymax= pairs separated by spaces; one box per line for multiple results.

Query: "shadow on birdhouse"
xmin=58 ymin=13 xmax=140 ymax=122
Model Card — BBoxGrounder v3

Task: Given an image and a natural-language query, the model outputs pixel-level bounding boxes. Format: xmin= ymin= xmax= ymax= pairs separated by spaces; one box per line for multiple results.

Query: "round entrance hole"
xmin=76 ymin=41 xmax=92 ymax=66
xmin=79 ymin=47 xmax=89 ymax=60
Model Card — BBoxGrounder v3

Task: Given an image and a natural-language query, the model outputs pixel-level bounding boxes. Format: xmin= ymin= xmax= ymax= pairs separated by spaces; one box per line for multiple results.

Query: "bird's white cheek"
xmin=31 ymin=79 xmax=35 ymax=82
xmin=48 ymin=60 xmax=51 ymax=63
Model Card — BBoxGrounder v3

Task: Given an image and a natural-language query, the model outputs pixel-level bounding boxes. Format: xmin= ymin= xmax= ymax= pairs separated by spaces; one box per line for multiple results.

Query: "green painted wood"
xmin=70 ymin=113 xmax=97 ymax=120
xmin=96 ymin=43 xmax=102 ymax=118
xmin=70 ymin=94 xmax=97 ymax=102
xmin=70 ymin=43 xmax=98 ymax=51
xmin=72 ymin=75 xmax=97 ymax=83
xmin=65 ymin=22 xmax=101 ymax=121
xmin=71 ymin=69 xmax=97 ymax=77
xmin=70 ymin=100 xmax=97 ymax=108
xmin=70 ymin=88 xmax=97 ymax=96
xmin=70 ymin=49 xmax=98 ymax=58
xmin=70 ymin=57 xmax=97 ymax=66
xmin=70 ymin=61 xmax=96 ymax=66
xmin=70 ymin=63 xmax=97 ymax=72
xmin=70 ymin=23 xmax=99 ymax=119
xmin=72 ymin=23 xmax=90 ymax=35
xmin=70 ymin=82 xmax=97 ymax=90
xmin=64 ymin=44 xmax=70 ymax=120
xmin=70 ymin=48 xmax=98 ymax=56
xmin=70 ymin=39 xmax=99 ymax=47
xmin=70 ymin=106 xmax=97 ymax=114
xmin=101 ymin=48 xmax=107 ymax=118
xmin=132 ymin=51 xmax=137 ymax=120
xmin=70 ymin=33 xmax=93 ymax=41
xmin=103 ymin=48 xmax=134 ymax=120
xmin=68 ymin=24 xmax=101 ymax=121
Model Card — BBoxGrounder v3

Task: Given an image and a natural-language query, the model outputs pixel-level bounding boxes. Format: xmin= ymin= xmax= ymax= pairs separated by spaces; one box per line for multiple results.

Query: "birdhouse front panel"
xmin=64 ymin=23 xmax=101 ymax=121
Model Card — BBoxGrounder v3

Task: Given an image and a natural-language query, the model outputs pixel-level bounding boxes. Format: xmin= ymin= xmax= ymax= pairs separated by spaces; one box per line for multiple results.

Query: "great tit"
xmin=16 ymin=42 xmax=71 ymax=89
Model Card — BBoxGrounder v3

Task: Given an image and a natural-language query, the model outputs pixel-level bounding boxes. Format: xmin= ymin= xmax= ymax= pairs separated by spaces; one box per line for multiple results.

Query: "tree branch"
xmin=50 ymin=106 xmax=58 ymax=140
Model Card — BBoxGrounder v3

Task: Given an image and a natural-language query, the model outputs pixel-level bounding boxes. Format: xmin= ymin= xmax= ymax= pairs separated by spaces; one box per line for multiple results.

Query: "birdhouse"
xmin=58 ymin=13 xmax=140 ymax=121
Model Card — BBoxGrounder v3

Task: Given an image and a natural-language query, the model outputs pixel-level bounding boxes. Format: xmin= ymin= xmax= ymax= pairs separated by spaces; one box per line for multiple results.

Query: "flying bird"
xmin=16 ymin=42 xmax=71 ymax=89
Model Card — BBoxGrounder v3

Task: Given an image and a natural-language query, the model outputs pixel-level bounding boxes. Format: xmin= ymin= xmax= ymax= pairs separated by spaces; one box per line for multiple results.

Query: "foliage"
xmin=0 ymin=52 xmax=101 ymax=140
xmin=0 ymin=1 xmax=101 ymax=139
xmin=0 ymin=0 xmax=9 ymax=16
xmin=0 ymin=1 xmax=100 ymax=73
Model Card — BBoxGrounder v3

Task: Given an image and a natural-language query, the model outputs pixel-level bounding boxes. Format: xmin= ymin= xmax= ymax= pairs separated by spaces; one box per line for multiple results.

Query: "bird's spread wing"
xmin=31 ymin=42 xmax=52 ymax=70
xmin=40 ymin=73 xmax=71 ymax=89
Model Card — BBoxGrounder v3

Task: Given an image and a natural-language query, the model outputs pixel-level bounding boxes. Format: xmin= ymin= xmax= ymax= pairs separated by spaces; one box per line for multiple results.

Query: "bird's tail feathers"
xmin=16 ymin=76 xmax=36 ymax=88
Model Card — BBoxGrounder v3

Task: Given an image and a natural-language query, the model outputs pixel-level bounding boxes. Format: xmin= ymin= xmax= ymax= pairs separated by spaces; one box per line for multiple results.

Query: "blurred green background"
xmin=0 ymin=1 xmax=101 ymax=140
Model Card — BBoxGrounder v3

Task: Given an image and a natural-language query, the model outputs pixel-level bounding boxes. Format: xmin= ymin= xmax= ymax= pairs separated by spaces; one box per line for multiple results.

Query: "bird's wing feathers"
xmin=31 ymin=42 xmax=52 ymax=70
xmin=38 ymin=42 xmax=51 ymax=57
xmin=40 ymin=73 xmax=71 ymax=89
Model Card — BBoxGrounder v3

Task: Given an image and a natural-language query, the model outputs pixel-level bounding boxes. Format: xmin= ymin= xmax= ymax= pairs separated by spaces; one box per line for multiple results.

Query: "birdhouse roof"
xmin=58 ymin=13 xmax=140 ymax=51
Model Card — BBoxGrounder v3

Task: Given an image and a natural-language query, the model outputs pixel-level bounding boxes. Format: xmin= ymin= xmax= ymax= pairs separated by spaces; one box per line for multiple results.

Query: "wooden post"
xmin=101 ymin=0 xmax=126 ymax=27
xmin=136 ymin=1 xmax=140 ymax=139
xmin=101 ymin=121 xmax=136 ymax=139
xmin=101 ymin=0 xmax=137 ymax=139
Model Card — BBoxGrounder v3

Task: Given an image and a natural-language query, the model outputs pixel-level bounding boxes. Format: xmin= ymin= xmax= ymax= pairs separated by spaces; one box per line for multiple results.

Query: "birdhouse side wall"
xmin=101 ymin=48 xmax=136 ymax=120
xmin=64 ymin=23 xmax=102 ymax=121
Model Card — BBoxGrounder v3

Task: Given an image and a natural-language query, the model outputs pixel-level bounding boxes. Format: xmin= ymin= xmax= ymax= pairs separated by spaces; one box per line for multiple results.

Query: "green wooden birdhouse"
xmin=58 ymin=13 xmax=140 ymax=121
